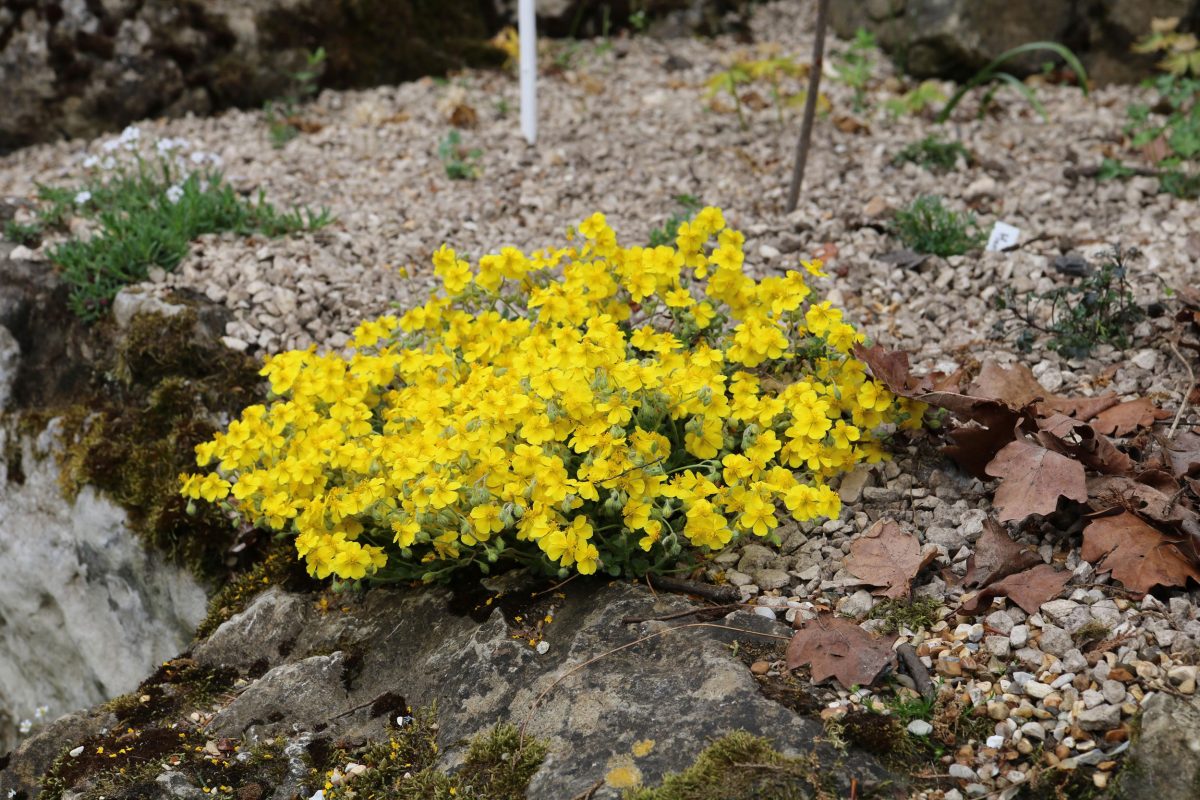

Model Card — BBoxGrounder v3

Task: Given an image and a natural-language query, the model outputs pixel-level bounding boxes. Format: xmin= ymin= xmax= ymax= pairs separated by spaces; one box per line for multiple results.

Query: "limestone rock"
xmin=829 ymin=0 xmax=1199 ymax=84
xmin=1114 ymin=691 xmax=1200 ymax=800
xmin=0 ymin=0 xmax=506 ymax=152
xmin=51 ymin=581 xmax=902 ymax=800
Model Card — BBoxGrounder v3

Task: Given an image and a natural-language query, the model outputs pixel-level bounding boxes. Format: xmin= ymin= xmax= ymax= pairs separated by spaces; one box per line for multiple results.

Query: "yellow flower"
xmin=185 ymin=208 xmax=907 ymax=583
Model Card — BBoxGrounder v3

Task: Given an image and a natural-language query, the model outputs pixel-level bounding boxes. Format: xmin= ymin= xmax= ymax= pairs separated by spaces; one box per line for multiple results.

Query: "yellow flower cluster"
xmin=182 ymin=209 xmax=923 ymax=583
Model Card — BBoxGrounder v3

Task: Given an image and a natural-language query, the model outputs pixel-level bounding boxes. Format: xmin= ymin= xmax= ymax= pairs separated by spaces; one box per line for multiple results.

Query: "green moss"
xmin=36 ymin=308 xmax=265 ymax=584
xmin=867 ymin=597 xmax=943 ymax=635
xmin=318 ymin=708 xmax=547 ymax=800
xmin=40 ymin=656 xmax=277 ymax=800
xmin=624 ymin=732 xmax=828 ymax=800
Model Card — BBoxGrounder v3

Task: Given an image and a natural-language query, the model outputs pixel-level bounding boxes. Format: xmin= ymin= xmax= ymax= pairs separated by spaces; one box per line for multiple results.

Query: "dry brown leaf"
xmin=853 ymin=343 xmax=963 ymax=398
xmin=960 ymin=564 xmax=1073 ymax=615
xmin=1087 ymin=474 xmax=1190 ymax=526
xmin=1034 ymin=414 xmax=1134 ymax=476
xmin=968 ymin=360 xmax=1048 ymax=409
xmin=943 ymin=424 xmax=1019 ymax=479
xmin=1082 ymin=512 xmax=1200 ymax=594
xmin=786 ymin=614 xmax=897 ymax=689
xmin=962 ymin=518 xmax=1041 ymax=589
xmin=1038 ymin=391 xmax=1121 ymax=421
xmin=986 ymin=440 xmax=1089 ymax=523
xmin=448 ymin=103 xmax=478 ymax=128
xmin=845 ymin=519 xmax=936 ymax=599
xmin=1091 ymin=397 xmax=1170 ymax=437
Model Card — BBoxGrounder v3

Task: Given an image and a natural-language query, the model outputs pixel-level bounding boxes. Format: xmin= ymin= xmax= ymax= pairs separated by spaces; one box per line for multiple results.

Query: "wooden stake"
xmin=786 ymin=0 xmax=830 ymax=212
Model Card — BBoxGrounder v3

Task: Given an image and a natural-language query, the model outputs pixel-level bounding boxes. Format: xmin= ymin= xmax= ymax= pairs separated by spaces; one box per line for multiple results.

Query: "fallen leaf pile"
xmin=959 ymin=520 xmax=1072 ymax=614
xmin=855 ymin=343 xmax=1200 ymax=596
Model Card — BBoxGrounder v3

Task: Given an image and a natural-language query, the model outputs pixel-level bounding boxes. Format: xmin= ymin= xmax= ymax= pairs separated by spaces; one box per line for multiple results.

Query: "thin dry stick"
xmin=785 ymin=0 xmax=830 ymax=212
xmin=530 ymin=572 xmax=580 ymax=598
xmin=518 ymin=621 xmax=791 ymax=746
xmin=1166 ymin=338 xmax=1195 ymax=439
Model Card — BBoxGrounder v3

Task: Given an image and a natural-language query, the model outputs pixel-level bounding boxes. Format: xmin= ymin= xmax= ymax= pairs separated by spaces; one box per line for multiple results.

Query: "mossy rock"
xmin=3 ymin=285 xmax=267 ymax=585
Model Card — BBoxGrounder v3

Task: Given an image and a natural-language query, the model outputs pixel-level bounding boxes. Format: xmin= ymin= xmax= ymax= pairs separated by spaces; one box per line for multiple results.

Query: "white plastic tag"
xmin=986 ymin=221 xmax=1021 ymax=252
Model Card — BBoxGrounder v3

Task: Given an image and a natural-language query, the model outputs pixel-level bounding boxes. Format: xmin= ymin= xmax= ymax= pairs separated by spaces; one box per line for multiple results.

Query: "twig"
xmin=785 ymin=0 xmax=830 ymax=212
xmin=896 ymin=643 xmax=936 ymax=701
xmin=622 ymin=602 xmax=744 ymax=625
xmin=518 ymin=621 xmax=791 ymax=746
xmin=647 ymin=574 xmax=739 ymax=603
xmin=1166 ymin=338 xmax=1195 ymax=440
xmin=530 ymin=573 xmax=580 ymax=598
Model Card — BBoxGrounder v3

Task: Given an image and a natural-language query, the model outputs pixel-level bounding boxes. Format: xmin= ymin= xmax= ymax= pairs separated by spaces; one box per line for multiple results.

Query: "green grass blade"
xmin=937 ymin=41 xmax=1088 ymax=123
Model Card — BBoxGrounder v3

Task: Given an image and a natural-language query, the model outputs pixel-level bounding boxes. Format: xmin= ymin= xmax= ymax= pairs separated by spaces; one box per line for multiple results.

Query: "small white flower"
xmin=102 ymin=139 xmax=121 ymax=153
xmin=74 ymin=190 xmax=92 ymax=205
xmin=18 ymin=719 xmax=32 ymax=734
xmin=34 ymin=705 xmax=48 ymax=719
xmin=190 ymin=151 xmax=206 ymax=165
xmin=119 ymin=125 xmax=141 ymax=143
xmin=165 ymin=185 xmax=184 ymax=205
xmin=101 ymin=156 xmax=116 ymax=171
xmin=9 ymin=787 xmax=18 ymax=797
xmin=83 ymin=155 xmax=99 ymax=169
xmin=308 ymin=791 xmax=325 ymax=800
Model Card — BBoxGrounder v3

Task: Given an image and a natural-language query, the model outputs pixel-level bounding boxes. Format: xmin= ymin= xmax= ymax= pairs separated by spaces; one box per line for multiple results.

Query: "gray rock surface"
xmin=100 ymin=581 xmax=900 ymax=800
xmin=0 ymin=428 xmax=208 ymax=753
xmin=1114 ymin=691 xmax=1200 ymax=800
xmin=830 ymin=0 xmax=1200 ymax=84
xmin=0 ymin=0 xmax=504 ymax=152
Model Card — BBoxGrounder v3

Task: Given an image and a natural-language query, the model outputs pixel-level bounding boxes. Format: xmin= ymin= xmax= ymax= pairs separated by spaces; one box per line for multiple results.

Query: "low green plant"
xmin=648 ymin=194 xmax=702 ymax=247
xmin=868 ymin=596 xmax=943 ymax=634
xmin=884 ymin=80 xmax=947 ymax=118
xmin=892 ymin=135 xmax=969 ymax=172
xmin=886 ymin=691 xmax=937 ymax=726
xmin=265 ymin=47 xmax=327 ymax=148
xmin=627 ymin=731 xmax=827 ymax=799
xmin=707 ymin=55 xmax=818 ymax=129
xmin=892 ymin=195 xmax=984 ymax=257
xmin=995 ymin=245 xmax=1144 ymax=358
xmin=320 ymin=711 xmax=546 ymax=800
xmin=1119 ymin=18 xmax=1200 ymax=197
xmin=3 ymin=219 xmax=42 ymax=246
xmin=936 ymin=42 xmax=1088 ymax=122
xmin=834 ymin=28 xmax=877 ymax=113
xmin=39 ymin=158 xmax=330 ymax=321
xmin=439 ymin=130 xmax=482 ymax=180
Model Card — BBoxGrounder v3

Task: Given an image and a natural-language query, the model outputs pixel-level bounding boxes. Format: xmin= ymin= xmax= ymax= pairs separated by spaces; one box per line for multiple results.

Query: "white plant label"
xmin=986 ymin=221 xmax=1021 ymax=252
xmin=519 ymin=0 xmax=538 ymax=145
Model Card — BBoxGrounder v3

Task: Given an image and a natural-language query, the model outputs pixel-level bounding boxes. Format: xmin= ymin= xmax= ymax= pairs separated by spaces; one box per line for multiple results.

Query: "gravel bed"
xmin=2 ymin=1 xmax=1199 ymax=796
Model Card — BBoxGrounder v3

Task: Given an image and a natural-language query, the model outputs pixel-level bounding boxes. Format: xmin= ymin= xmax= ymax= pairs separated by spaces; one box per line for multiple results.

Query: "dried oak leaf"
xmin=852 ymin=343 xmax=962 ymax=397
xmin=968 ymin=360 xmax=1047 ymax=409
xmin=1091 ymin=398 xmax=1170 ymax=437
xmin=845 ymin=519 xmax=936 ymax=598
xmin=1086 ymin=474 xmax=1190 ymax=526
xmin=943 ymin=423 xmax=1020 ymax=480
xmin=786 ymin=614 xmax=897 ymax=689
xmin=960 ymin=564 xmax=1073 ymax=615
xmin=1081 ymin=512 xmax=1200 ymax=594
xmin=1165 ymin=430 xmax=1200 ymax=478
xmin=962 ymin=518 xmax=1041 ymax=589
xmin=1034 ymin=413 xmax=1134 ymax=476
xmin=1038 ymin=391 xmax=1121 ymax=421
xmin=985 ymin=439 xmax=1089 ymax=523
